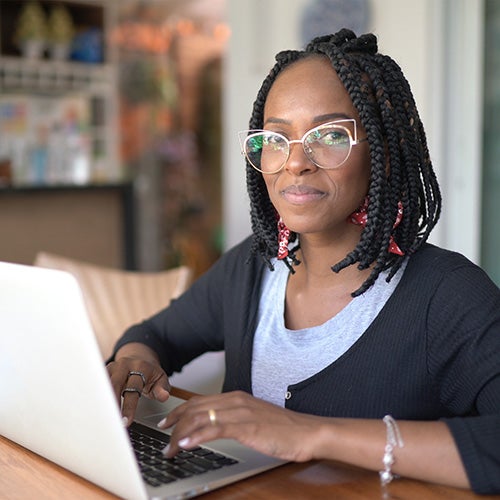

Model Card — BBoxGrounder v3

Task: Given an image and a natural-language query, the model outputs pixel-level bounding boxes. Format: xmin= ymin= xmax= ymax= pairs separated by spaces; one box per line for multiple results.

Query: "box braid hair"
xmin=245 ymin=29 xmax=441 ymax=296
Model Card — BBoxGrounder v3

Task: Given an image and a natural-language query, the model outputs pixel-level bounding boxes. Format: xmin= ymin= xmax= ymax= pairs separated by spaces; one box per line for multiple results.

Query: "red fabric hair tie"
xmin=349 ymin=197 xmax=404 ymax=256
xmin=388 ymin=203 xmax=404 ymax=256
xmin=277 ymin=217 xmax=291 ymax=260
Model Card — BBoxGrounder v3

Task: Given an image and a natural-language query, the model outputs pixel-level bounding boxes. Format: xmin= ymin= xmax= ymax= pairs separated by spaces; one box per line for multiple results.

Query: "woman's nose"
xmin=284 ymin=140 xmax=317 ymax=175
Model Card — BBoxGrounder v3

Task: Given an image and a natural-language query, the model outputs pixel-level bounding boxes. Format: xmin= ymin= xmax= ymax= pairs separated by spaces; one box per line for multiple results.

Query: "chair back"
xmin=34 ymin=252 xmax=192 ymax=360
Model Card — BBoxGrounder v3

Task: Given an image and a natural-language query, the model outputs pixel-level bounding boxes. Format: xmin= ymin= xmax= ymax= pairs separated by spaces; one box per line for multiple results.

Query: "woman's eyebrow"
xmin=263 ymin=112 xmax=352 ymax=128
xmin=313 ymin=112 xmax=351 ymax=123
xmin=263 ymin=117 xmax=290 ymax=126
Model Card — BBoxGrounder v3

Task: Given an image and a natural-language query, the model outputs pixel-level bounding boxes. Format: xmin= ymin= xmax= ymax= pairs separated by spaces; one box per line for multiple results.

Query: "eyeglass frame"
xmin=238 ymin=118 xmax=368 ymax=174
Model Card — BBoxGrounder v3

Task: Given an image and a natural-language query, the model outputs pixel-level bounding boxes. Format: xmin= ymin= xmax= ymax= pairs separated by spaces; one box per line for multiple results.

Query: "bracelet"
xmin=379 ymin=415 xmax=404 ymax=488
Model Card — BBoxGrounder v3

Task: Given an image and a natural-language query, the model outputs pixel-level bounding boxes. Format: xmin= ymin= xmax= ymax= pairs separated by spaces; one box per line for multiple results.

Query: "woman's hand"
xmin=159 ymin=391 xmax=470 ymax=490
xmin=106 ymin=342 xmax=171 ymax=426
xmin=159 ymin=390 xmax=327 ymax=462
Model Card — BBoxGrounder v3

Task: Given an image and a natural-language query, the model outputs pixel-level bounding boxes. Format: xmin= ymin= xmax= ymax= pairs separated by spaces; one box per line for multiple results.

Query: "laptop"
xmin=0 ymin=261 xmax=286 ymax=499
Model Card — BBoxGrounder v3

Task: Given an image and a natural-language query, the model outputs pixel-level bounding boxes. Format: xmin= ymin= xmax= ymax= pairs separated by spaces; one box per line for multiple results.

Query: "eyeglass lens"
xmin=245 ymin=124 xmax=352 ymax=173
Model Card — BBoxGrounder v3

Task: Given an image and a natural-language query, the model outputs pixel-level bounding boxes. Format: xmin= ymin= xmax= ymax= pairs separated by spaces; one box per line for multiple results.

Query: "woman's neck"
xmin=284 ymin=253 xmax=370 ymax=329
xmin=293 ymin=233 xmax=369 ymax=285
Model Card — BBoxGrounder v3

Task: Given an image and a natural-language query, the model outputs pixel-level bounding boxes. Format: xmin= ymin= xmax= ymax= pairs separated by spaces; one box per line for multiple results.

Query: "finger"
xmin=121 ymin=368 xmax=172 ymax=425
xmin=165 ymin=428 xmax=222 ymax=458
xmin=127 ymin=370 xmax=147 ymax=387
xmin=159 ymin=392 xmax=244 ymax=431
xmin=168 ymin=401 xmax=236 ymax=451
xmin=106 ymin=361 xmax=130 ymax=404
xmin=108 ymin=357 xmax=169 ymax=403
xmin=121 ymin=386 xmax=142 ymax=426
xmin=120 ymin=370 xmax=149 ymax=425
xmin=151 ymin=375 xmax=171 ymax=401
xmin=157 ymin=394 xmax=210 ymax=431
xmin=138 ymin=369 xmax=170 ymax=403
xmin=165 ymin=409 xmax=224 ymax=457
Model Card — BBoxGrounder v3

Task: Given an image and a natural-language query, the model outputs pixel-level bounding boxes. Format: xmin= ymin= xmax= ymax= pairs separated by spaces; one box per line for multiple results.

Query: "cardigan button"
xmin=285 ymin=391 xmax=291 ymax=400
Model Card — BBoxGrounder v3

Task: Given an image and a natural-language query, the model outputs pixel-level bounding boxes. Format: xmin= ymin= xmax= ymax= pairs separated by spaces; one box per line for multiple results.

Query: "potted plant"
xmin=47 ymin=4 xmax=75 ymax=60
xmin=13 ymin=1 xmax=48 ymax=59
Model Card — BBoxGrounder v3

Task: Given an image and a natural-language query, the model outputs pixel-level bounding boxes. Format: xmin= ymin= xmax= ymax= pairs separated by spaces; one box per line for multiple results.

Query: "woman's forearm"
xmin=313 ymin=417 xmax=469 ymax=489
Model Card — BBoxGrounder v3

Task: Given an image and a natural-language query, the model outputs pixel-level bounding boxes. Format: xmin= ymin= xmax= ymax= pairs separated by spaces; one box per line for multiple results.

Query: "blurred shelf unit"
xmin=0 ymin=0 xmax=120 ymax=188
xmin=0 ymin=55 xmax=113 ymax=94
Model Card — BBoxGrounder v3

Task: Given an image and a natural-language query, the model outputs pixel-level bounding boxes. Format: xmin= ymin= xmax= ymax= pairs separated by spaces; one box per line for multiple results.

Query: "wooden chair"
xmin=34 ymin=252 xmax=192 ymax=361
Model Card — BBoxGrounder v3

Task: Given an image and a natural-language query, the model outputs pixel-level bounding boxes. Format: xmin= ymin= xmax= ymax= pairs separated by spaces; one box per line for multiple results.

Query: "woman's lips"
xmin=280 ymin=185 xmax=326 ymax=204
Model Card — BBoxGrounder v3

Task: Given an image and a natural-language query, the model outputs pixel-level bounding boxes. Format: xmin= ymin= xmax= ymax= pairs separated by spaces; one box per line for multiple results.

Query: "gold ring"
xmin=208 ymin=408 xmax=217 ymax=426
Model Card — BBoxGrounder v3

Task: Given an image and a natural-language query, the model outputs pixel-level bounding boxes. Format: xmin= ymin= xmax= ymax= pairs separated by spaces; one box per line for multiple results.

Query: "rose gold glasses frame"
xmin=238 ymin=118 xmax=368 ymax=174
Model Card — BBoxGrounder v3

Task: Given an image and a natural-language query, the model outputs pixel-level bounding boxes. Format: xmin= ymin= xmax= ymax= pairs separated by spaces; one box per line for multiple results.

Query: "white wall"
xmin=223 ymin=0 xmax=484 ymax=262
xmin=438 ymin=0 xmax=484 ymax=262
xmin=223 ymin=0 xmax=310 ymax=248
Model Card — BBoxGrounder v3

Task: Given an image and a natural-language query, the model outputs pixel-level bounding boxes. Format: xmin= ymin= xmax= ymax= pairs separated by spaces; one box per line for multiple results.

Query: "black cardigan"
xmin=115 ymin=237 xmax=500 ymax=494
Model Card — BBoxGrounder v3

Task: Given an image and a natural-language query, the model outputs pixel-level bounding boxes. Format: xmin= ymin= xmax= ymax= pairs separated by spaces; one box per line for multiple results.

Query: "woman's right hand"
xmin=106 ymin=342 xmax=171 ymax=426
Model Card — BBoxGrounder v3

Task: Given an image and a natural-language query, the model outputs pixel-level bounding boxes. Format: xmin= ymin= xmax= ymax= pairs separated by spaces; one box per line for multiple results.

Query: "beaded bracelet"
xmin=379 ymin=415 xmax=405 ymax=489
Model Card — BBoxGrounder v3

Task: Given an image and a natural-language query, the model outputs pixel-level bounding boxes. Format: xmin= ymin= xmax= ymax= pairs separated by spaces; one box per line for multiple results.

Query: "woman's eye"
xmin=263 ymin=134 xmax=284 ymax=149
xmin=321 ymin=130 xmax=349 ymax=146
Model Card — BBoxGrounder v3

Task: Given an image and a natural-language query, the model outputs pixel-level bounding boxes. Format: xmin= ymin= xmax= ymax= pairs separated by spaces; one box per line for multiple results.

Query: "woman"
xmin=107 ymin=30 xmax=500 ymax=494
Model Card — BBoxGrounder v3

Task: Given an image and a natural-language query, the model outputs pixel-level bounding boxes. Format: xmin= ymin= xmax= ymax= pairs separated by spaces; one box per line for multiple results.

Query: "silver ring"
xmin=121 ymin=387 xmax=142 ymax=398
xmin=127 ymin=371 xmax=146 ymax=386
xmin=208 ymin=408 xmax=217 ymax=426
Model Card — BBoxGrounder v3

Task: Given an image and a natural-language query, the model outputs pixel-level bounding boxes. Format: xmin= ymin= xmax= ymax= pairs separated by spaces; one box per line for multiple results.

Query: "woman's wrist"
xmin=115 ymin=342 xmax=161 ymax=365
xmin=309 ymin=417 xmax=384 ymax=465
xmin=306 ymin=416 xmax=343 ymax=461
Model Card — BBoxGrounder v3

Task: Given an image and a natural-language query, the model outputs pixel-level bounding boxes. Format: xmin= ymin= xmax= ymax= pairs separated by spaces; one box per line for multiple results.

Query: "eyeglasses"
xmin=239 ymin=119 xmax=367 ymax=174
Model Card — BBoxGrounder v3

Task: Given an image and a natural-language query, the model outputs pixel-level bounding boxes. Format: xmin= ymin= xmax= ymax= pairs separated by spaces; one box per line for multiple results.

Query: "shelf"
xmin=0 ymin=1 xmax=119 ymax=187
xmin=0 ymin=1 xmax=129 ymax=269
xmin=0 ymin=0 xmax=108 ymax=61
xmin=0 ymin=56 xmax=114 ymax=95
xmin=0 ymin=181 xmax=132 ymax=195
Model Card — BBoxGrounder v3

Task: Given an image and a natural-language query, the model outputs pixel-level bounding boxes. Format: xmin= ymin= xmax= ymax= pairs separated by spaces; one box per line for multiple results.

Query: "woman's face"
xmin=262 ymin=56 xmax=371 ymax=244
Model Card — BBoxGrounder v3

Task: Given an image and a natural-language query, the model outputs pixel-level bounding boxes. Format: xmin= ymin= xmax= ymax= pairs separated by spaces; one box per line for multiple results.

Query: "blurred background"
xmin=0 ymin=0 xmax=498 ymax=287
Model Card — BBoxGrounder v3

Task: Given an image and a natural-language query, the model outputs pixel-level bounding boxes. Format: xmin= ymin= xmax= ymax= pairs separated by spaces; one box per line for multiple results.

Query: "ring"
xmin=208 ymin=408 xmax=217 ymax=426
xmin=127 ymin=371 xmax=147 ymax=386
xmin=121 ymin=387 xmax=142 ymax=398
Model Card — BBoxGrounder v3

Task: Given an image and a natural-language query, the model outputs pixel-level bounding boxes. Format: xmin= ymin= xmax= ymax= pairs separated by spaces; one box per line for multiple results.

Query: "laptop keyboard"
xmin=128 ymin=422 xmax=239 ymax=487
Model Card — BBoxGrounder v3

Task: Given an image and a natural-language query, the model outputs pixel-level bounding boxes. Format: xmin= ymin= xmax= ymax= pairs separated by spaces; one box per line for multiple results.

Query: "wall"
xmin=223 ymin=0 xmax=484 ymax=262
xmin=0 ymin=186 xmax=130 ymax=267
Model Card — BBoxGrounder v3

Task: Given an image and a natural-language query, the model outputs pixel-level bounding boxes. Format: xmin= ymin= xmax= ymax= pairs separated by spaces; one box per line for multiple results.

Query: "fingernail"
xmin=122 ymin=416 xmax=129 ymax=427
xmin=157 ymin=417 xmax=167 ymax=427
xmin=179 ymin=437 xmax=190 ymax=448
xmin=161 ymin=444 xmax=170 ymax=455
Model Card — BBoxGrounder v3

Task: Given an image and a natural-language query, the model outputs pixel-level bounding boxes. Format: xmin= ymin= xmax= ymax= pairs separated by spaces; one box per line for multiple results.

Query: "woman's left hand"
xmin=158 ymin=390 xmax=327 ymax=461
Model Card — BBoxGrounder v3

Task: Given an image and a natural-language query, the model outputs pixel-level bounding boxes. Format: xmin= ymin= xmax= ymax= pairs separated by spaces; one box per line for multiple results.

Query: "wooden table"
xmin=3 ymin=436 xmax=500 ymax=499
xmin=2 ymin=388 xmax=499 ymax=499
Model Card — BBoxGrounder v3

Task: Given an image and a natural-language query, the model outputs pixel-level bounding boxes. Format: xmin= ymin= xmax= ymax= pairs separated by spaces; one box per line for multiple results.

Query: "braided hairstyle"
xmin=246 ymin=29 xmax=441 ymax=296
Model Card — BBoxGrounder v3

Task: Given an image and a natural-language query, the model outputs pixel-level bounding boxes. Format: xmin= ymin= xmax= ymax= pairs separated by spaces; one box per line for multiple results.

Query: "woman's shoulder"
xmin=215 ymin=235 xmax=257 ymax=266
xmin=405 ymin=243 xmax=498 ymax=294
xmin=222 ymin=234 xmax=255 ymax=258
xmin=408 ymin=243 xmax=482 ymax=274
xmin=204 ymin=235 xmax=265 ymax=279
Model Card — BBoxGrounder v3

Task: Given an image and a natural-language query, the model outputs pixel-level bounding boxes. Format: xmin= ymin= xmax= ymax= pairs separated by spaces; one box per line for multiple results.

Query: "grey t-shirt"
xmin=251 ymin=259 xmax=406 ymax=406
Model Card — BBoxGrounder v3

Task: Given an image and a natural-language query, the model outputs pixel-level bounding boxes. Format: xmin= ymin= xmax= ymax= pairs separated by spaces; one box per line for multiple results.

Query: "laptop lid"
xmin=0 ymin=261 xmax=285 ymax=499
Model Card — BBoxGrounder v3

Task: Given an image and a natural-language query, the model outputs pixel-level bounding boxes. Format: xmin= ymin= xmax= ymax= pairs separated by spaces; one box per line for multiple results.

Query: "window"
xmin=481 ymin=0 xmax=500 ymax=286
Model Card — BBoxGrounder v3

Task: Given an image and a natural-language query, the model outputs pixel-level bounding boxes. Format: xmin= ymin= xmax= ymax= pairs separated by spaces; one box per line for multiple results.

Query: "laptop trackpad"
xmin=134 ymin=394 xmax=185 ymax=422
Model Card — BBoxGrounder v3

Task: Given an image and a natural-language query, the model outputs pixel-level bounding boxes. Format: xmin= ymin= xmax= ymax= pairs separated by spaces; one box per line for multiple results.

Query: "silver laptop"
xmin=0 ymin=261 xmax=285 ymax=499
